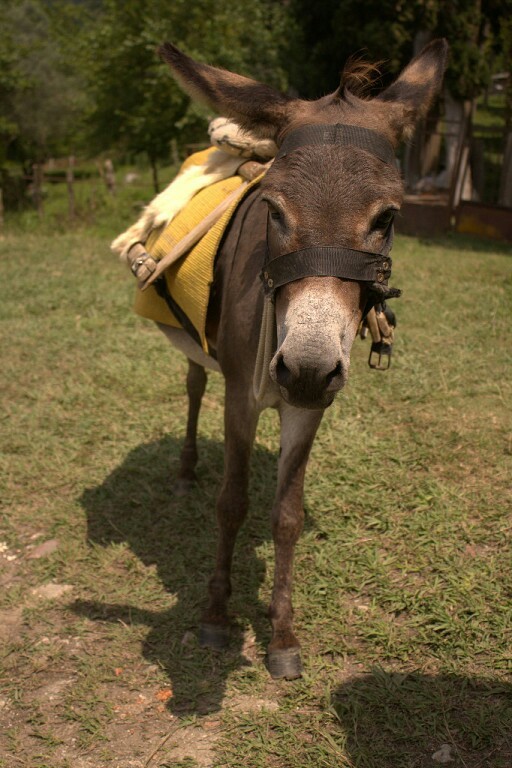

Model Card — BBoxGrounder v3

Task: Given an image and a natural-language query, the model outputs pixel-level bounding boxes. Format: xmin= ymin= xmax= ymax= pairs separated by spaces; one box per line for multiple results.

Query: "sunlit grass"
xmin=0 ymin=221 xmax=511 ymax=767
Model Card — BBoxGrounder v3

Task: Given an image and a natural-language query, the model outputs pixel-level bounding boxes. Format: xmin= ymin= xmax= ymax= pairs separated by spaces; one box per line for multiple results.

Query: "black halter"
xmin=261 ymin=123 xmax=402 ymax=316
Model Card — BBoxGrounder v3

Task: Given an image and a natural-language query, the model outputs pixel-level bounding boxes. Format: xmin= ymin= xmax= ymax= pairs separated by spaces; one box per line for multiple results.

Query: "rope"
xmin=253 ymin=297 xmax=276 ymax=403
xmin=141 ymin=182 xmax=248 ymax=290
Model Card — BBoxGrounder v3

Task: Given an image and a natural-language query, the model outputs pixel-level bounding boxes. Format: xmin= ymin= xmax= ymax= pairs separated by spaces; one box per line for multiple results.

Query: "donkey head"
xmin=160 ymin=40 xmax=448 ymax=409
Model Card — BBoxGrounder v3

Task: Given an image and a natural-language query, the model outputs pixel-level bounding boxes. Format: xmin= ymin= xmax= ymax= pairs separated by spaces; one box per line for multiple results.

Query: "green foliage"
xmin=0 ymin=0 xmax=510 ymax=173
xmin=498 ymin=14 xmax=512 ymax=127
xmin=81 ymin=0 xmax=292 ymax=164
xmin=0 ymin=0 xmax=89 ymax=163
xmin=434 ymin=0 xmax=490 ymax=100
xmin=0 ymin=14 xmax=21 ymax=162
xmin=83 ymin=7 xmax=187 ymax=161
xmin=289 ymin=0 xmax=510 ymax=101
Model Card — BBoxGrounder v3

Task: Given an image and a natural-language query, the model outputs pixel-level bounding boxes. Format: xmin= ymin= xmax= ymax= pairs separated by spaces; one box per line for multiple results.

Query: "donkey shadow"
xmin=75 ymin=435 xmax=287 ymax=715
xmin=332 ymin=668 xmax=512 ymax=768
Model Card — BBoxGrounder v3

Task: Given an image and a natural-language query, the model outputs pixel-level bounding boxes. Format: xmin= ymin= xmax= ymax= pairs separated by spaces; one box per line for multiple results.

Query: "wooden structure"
xmin=398 ymin=90 xmax=512 ymax=242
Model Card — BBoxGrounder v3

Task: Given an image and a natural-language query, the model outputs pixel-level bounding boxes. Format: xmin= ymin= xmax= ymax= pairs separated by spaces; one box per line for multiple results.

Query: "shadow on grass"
xmin=75 ymin=435 xmax=281 ymax=716
xmin=333 ymin=668 xmax=512 ymax=768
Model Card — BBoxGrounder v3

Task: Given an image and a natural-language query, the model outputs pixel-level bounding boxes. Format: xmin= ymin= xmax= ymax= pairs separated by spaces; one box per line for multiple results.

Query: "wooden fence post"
xmin=32 ymin=163 xmax=44 ymax=217
xmin=448 ymin=100 xmax=473 ymax=216
xmin=67 ymin=155 xmax=76 ymax=220
xmin=451 ymin=145 xmax=470 ymax=211
xmin=104 ymin=159 xmax=116 ymax=195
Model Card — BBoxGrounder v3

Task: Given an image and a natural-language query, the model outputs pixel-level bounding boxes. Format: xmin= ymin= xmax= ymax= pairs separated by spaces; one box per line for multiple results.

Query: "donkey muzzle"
xmin=269 ymin=339 xmax=347 ymax=409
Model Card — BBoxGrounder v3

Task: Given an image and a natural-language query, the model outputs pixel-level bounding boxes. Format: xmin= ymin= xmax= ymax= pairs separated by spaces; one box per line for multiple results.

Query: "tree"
xmin=0 ymin=21 xmax=21 ymax=167
xmin=81 ymin=0 xmax=292 ymax=191
xmin=0 ymin=0 xmax=89 ymax=165
xmin=288 ymin=0 xmax=510 ymax=100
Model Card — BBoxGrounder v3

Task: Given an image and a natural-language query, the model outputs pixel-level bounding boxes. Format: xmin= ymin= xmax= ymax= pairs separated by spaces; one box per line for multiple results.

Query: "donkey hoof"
xmin=199 ymin=623 xmax=230 ymax=651
xmin=267 ymin=647 xmax=302 ymax=680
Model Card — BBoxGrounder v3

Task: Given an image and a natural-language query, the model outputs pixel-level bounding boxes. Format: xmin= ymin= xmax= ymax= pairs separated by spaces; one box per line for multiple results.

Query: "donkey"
xmin=153 ymin=40 xmax=448 ymax=679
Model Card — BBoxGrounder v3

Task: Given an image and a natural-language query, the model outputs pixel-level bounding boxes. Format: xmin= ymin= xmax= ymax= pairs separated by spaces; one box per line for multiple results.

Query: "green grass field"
xmin=0 ymin=194 xmax=511 ymax=767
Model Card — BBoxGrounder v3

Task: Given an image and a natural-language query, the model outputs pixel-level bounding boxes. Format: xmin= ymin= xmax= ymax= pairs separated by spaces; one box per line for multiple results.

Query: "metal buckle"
xmin=131 ymin=255 xmax=151 ymax=274
xmin=130 ymin=254 xmax=158 ymax=283
xmin=368 ymin=341 xmax=392 ymax=370
xmin=130 ymin=257 xmax=143 ymax=275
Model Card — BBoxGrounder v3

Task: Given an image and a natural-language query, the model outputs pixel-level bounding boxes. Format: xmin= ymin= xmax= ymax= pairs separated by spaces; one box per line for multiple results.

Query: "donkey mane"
xmin=339 ymin=56 xmax=385 ymax=99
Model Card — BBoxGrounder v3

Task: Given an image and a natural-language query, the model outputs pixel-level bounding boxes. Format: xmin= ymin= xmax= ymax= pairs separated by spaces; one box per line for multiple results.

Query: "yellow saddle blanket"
xmin=134 ymin=148 xmax=261 ymax=352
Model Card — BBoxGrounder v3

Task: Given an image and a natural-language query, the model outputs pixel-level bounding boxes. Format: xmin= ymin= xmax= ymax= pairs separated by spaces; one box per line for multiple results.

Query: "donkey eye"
xmin=372 ymin=208 xmax=397 ymax=231
xmin=263 ymin=198 xmax=284 ymax=223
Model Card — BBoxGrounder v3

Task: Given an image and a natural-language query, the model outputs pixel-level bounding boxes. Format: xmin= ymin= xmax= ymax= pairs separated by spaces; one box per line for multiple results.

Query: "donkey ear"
xmin=376 ymin=39 xmax=449 ymax=141
xmin=159 ymin=42 xmax=294 ymax=140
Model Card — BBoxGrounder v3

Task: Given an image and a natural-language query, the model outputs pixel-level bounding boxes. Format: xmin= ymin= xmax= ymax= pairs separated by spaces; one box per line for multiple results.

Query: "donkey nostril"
xmin=275 ymin=355 xmax=294 ymax=388
xmin=325 ymin=361 xmax=343 ymax=389
xmin=273 ymin=353 xmax=345 ymax=394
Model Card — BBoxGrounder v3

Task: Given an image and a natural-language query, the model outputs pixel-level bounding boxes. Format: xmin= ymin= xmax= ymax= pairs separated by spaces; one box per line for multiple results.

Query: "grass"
xmin=0 ymin=189 xmax=511 ymax=767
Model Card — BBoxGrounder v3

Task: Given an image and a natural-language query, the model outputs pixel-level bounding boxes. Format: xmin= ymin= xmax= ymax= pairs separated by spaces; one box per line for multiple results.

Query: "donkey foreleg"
xmin=200 ymin=387 xmax=258 ymax=650
xmin=174 ymin=360 xmax=207 ymax=494
xmin=267 ymin=404 xmax=323 ymax=679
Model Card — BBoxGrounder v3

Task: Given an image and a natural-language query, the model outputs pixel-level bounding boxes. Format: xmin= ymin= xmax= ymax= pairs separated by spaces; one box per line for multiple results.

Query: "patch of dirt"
xmin=25 ymin=675 xmax=76 ymax=704
xmin=0 ymin=532 xmax=278 ymax=768
xmin=0 ymin=607 xmax=24 ymax=643
xmin=240 ymin=627 xmax=262 ymax=666
xmin=26 ymin=537 xmax=60 ymax=559
xmin=30 ymin=582 xmax=74 ymax=600
xmin=226 ymin=693 xmax=279 ymax=713
xmin=0 ymin=541 xmax=23 ymax=592
xmin=0 ymin=664 xmax=224 ymax=768
xmin=156 ymin=723 xmax=220 ymax=767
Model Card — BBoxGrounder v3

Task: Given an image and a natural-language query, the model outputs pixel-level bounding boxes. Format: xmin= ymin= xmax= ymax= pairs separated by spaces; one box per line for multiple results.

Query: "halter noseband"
xmin=261 ymin=123 xmax=402 ymax=315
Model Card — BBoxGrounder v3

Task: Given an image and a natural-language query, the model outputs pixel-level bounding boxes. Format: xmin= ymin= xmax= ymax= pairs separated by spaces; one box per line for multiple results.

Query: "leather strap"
xmin=142 ymin=182 xmax=249 ymax=290
xmin=262 ymin=122 xmax=400 ymax=316
xmin=276 ymin=124 xmax=396 ymax=166
xmin=262 ymin=246 xmax=392 ymax=295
